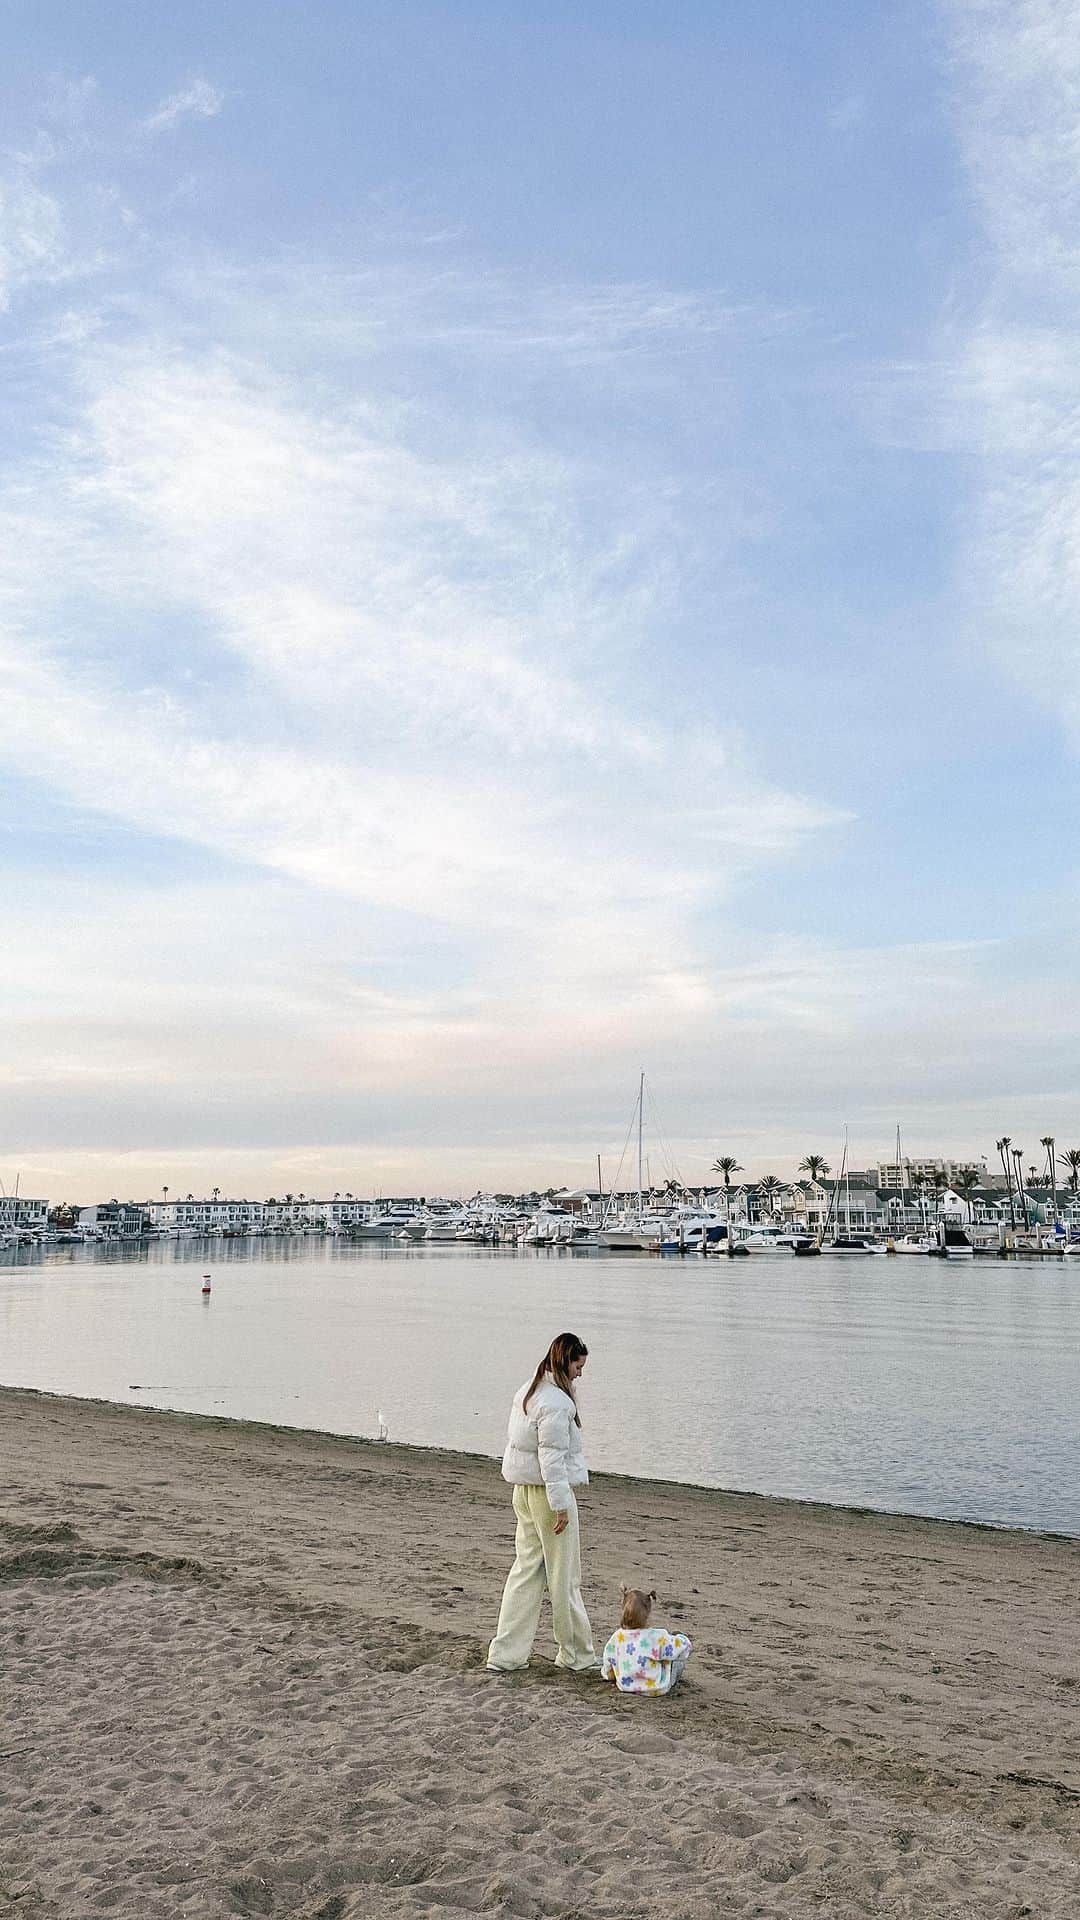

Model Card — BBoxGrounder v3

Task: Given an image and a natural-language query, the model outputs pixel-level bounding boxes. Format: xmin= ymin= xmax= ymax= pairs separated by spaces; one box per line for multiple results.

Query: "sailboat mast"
xmin=637 ymin=1071 xmax=644 ymax=1216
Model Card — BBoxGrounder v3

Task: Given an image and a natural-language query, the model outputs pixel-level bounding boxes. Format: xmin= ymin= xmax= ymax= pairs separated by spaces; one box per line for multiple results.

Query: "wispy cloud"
xmin=0 ymin=172 xmax=65 ymax=309
xmin=140 ymin=78 xmax=225 ymax=138
xmin=947 ymin=0 xmax=1080 ymax=282
xmin=0 ymin=381 xmax=841 ymax=929
xmin=43 ymin=74 xmax=98 ymax=129
xmin=0 ymin=138 xmax=847 ymax=1173
xmin=23 ymin=61 xmax=1065 ymax=1188
xmin=941 ymin=0 xmax=1080 ymax=743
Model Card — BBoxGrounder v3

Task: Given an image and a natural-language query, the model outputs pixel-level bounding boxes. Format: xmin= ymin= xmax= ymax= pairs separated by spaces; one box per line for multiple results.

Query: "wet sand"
xmin=3 ymin=1384 xmax=1080 ymax=1917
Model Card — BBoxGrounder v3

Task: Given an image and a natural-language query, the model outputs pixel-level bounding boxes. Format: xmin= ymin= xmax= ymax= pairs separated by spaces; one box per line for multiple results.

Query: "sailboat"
xmin=794 ymin=1130 xmax=883 ymax=1255
xmin=831 ymin=1139 xmax=885 ymax=1252
xmin=793 ymin=1132 xmax=849 ymax=1257
xmin=596 ymin=1074 xmax=667 ymax=1251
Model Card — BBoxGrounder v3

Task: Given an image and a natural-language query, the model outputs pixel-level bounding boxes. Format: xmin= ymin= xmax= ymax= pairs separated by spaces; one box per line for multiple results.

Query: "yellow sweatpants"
xmin=487 ymin=1484 xmax=598 ymax=1672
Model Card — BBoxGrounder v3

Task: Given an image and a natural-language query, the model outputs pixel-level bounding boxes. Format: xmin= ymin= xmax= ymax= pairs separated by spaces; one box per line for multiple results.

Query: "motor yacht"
xmin=657 ymin=1217 xmax=728 ymax=1252
xmin=348 ymin=1206 xmax=422 ymax=1240
xmin=930 ymin=1225 xmax=974 ymax=1258
xmin=596 ymin=1216 xmax=667 ymax=1251
xmin=732 ymin=1224 xmax=794 ymax=1252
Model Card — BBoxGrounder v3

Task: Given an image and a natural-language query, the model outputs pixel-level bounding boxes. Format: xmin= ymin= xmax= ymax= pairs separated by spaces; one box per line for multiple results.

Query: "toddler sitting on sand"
xmin=601 ymin=1587 xmax=691 ymax=1695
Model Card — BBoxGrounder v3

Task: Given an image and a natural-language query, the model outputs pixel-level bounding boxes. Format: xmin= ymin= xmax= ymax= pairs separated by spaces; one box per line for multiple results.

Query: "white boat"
xmin=931 ymin=1224 xmax=975 ymax=1258
xmin=734 ymin=1224 xmax=790 ymax=1252
xmin=596 ymin=1216 xmax=667 ymax=1251
xmin=524 ymin=1207 xmax=578 ymax=1246
xmin=658 ymin=1214 xmax=728 ymax=1252
xmin=349 ymin=1206 xmax=422 ymax=1240
xmin=892 ymin=1235 xmax=933 ymax=1255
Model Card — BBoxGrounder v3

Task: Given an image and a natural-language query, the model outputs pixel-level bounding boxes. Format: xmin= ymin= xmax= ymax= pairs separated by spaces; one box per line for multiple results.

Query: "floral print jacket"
xmin=601 ymin=1626 xmax=692 ymax=1694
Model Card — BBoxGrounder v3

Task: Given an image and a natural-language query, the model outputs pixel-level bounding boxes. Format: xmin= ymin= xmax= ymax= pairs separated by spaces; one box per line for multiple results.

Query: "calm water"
xmin=3 ymin=1237 xmax=1080 ymax=1535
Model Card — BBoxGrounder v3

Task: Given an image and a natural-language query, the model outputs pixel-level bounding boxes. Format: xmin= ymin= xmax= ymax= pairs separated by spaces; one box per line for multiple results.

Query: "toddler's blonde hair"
xmin=619 ymin=1585 xmax=656 ymax=1629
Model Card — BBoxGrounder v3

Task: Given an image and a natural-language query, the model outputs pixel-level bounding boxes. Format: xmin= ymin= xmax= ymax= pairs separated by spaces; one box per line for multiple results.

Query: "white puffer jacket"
xmin=501 ymin=1375 xmax=589 ymax=1514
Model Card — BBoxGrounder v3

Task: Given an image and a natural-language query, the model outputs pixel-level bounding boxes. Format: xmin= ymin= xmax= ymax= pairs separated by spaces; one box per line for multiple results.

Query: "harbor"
xmin=8 ymin=1084 xmax=1078 ymax=1258
xmin=6 ymin=1124 xmax=1080 ymax=1259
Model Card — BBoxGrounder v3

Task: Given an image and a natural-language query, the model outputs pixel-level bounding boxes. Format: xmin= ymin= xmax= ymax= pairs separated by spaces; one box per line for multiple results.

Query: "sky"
xmin=3 ymin=0 xmax=1079 ymax=1202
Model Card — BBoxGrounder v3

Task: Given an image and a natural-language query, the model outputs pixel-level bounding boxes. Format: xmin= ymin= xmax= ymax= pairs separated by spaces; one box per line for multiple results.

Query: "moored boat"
xmin=931 ymin=1224 xmax=974 ymax=1258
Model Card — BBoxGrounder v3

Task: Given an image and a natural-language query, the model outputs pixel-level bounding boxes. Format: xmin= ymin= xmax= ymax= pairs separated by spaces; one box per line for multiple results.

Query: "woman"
xmin=487 ymin=1331 xmax=598 ymax=1674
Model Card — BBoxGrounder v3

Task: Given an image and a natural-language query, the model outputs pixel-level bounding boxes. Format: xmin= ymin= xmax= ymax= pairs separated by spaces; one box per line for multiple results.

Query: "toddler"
xmin=601 ymin=1586 xmax=691 ymax=1695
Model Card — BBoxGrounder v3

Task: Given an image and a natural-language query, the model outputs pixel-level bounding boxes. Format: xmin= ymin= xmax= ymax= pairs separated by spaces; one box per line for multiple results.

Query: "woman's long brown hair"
xmin=523 ymin=1332 xmax=588 ymax=1426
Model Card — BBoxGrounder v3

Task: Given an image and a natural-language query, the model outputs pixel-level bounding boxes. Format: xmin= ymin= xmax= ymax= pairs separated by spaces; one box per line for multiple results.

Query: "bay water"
xmin=3 ymin=1237 xmax=1079 ymax=1535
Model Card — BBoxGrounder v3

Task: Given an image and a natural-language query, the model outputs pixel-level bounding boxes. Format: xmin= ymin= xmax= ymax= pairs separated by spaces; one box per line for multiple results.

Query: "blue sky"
xmin=3 ymin=0 xmax=1078 ymax=1199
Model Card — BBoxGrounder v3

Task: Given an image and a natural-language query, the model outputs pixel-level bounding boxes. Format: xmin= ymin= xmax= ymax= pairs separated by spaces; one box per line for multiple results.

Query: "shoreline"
xmin=4 ymin=1379 xmax=1076 ymax=1546
xmin=5 ymin=1383 xmax=1080 ymax=1916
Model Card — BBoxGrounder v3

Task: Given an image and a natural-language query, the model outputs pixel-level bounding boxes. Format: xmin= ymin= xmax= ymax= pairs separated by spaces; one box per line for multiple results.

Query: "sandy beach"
xmin=3 ymin=1387 xmax=1080 ymax=1917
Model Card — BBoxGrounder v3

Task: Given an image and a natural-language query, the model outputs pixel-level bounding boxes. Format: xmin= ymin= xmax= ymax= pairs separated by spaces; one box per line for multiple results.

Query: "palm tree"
xmin=1058 ymin=1148 xmax=1080 ymax=1196
xmin=909 ymin=1168 xmax=927 ymax=1232
xmin=162 ymin=1185 xmax=169 ymax=1205
xmin=756 ymin=1173 xmax=783 ymax=1220
xmin=799 ymin=1154 xmax=831 ymax=1183
xmin=926 ymin=1166 xmax=949 ymax=1224
xmin=711 ymin=1156 xmax=742 ymax=1206
xmin=954 ymin=1165 xmax=981 ymax=1227
xmin=1011 ymin=1147 xmax=1030 ymax=1229
xmin=996 ymin=1138 xmax=1017 ymax=1231
xmin=711 ymin=1156 xmax=743 ymax=1249
xmin=1041 ymin=1137 xmax=1058 ymax=1221
xmin=212 ymin=1186 xmax=220 ymax=1204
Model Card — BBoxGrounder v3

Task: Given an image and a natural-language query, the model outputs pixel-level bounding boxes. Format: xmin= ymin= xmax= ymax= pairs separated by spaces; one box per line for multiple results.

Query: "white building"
xmin=313 ymin=1197 xmax=374 ymax=1230
xmin=876 ymin=1156 xmax=990 ymax=1190
xmin=145 ymin=1195 xmax=377 ymax=1234
xmin=148 ymin=1198 xmax=268 ymax=1233
xmin=0 ymin=1195 xmax=48 ymax=1237
xmin=79 ymin=1201 xmax=147 ymax=1240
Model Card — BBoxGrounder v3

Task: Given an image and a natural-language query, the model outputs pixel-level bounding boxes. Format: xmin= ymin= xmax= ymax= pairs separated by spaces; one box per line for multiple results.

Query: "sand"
xmin=3 ymin=1387 xmax=1080 ymax=1918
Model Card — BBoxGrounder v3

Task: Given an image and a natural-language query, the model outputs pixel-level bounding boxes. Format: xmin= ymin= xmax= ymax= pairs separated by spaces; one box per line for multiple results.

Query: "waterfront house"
xmin=780 ymin=1181 xmax=829 ymax=1231
xmin=79 ymin=1200 xmax=148 ymax=1241
xmin=0 ymin=1195 xmax=48 ymax=1238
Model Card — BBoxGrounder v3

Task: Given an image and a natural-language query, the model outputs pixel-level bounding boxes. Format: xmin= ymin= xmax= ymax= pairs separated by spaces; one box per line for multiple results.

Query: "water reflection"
xmin=2 ymin=1237 xmax=1079 ymax=1534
